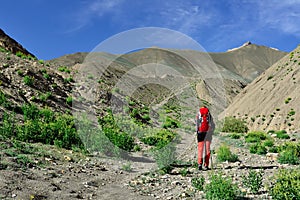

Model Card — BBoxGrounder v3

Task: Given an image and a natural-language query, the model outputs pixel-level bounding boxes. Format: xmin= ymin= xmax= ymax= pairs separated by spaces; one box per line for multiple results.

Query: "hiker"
xmin=196 ymin=106 xmax=214 ymax=170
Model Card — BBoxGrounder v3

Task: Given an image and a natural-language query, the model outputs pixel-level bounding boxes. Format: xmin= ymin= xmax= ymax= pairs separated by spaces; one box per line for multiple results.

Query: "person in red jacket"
xmin=196 ymin=106 xmax=214 ymax=170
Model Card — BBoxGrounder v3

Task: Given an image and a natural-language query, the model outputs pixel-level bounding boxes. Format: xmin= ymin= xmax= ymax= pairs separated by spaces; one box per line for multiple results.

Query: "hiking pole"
xmin=210 ymin=148 xmax=213 ymax=170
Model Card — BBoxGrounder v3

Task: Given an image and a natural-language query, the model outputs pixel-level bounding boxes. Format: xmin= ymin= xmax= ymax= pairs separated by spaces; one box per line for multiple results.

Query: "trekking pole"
xmin=210 ymin=148 xmax=213 ymax=170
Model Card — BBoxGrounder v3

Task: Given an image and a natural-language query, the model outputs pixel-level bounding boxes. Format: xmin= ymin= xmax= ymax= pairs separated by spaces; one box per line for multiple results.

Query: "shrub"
xmin=278 ymin=142 xmax=300 ymax=165
xmin=216 ymin=144 xmax=239 ymax=162
xmin=242 ymin=169 xmax=263 ymax=194
xmin=99 ymin=110 xmax=135 ymax=151
xmin=152 ymin=143 xmax=176 ymax=173
xmin=121 ymin=162 xmax=132 ymax=172
xmin=275 ymin=130 xmax=290 ymax=139
xmin=245 ymin=131 xmax=267 ymax=143
xmin=43 ymin=73 xmax=50 ymax=80
xmin=64 ymin=76 xmax=74 ymax=83
xmin=66 ymin=96 xmax=73 ymax=105
xmin=249 ymin=143 xmax=267 ymax=155
xmin=222 ymin=116 xmax=248 ymax=133
xmin=191 ymin=175 xmax=205 ymax=191
xmin=204 ymin=172 xmax=240 ymax=200
xmin=229 ymin=133 xmax=241 ymax=139
xmin=17 ymin=69 xmax=24 ymax=76
xmin=270 ymin=168 xmax=300 ymax=200
xmin=162 ymin=116 xmax=180 ymax=129
xmin=263 ymin=139 xmax=274 ymax=147
xmin=23 ymin=75 xmax=33 ymax=86
xmin=103 ymin=127 xmax=134 ymax=151
xmin=0 ymin=90 xmax=11 ymax=108
xmin=141 ymin=129 xmax=177 ymax=148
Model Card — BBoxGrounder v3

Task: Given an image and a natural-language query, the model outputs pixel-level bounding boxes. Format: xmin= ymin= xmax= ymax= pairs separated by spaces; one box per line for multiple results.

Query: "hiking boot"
xmin=202 ymin=166 xmax=210 ymax=171
xmin=198 ymin=165 xmax=202 ymax=170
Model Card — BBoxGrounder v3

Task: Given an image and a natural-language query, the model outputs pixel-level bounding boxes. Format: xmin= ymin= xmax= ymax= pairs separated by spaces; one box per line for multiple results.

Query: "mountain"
xmin=221 ymin=44 xmax=300 ymax=132
xmin=0 ymin=28 xmax=35 ymax=58
xmin=50 ymin=43 xmax=287 ymax=108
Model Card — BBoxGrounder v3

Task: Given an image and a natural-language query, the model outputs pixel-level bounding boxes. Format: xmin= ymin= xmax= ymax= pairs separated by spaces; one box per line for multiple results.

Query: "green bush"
xmin=270 ymin=168 xmax=300 ymax=200
xmin=162 ymin=116 xmax=180 ymax=129
xmin=245 ymin=131 xmax=267 ymax=143
xmin=99 ymin=110 xmax=135 ymax=151
xmin=263 ymin=139 xmax=274 ymax=147
xmin=191 ymin=175 xmax=205 ymax=191
xmin=242 ymin=169 xmax=263 ymax=194
xmin=152 ymin=143 xmax=176 ymax=173
xmin=23 ymin=75 xmax=33 ymax=86
xmin=221 ymin=116 xmax=248 ymax=133
xmin=216 ymin=144 xmax=239 ymax=162
xmin=141 ymin=129 xmax=177 ymax=148
xmin=229 ymin=133 xmax=241 ymax=139
xmin=278 ymin=142 xmax=300 ymax=165
xmin=249 ymin=143 xmax=267 ymax=155
xmin=204 ymin=172 xmax=240 ymax=200
xmin=1 ymin=104 xmax=84 ymax=150
xmin=0 ymin=90 xmax=11 ymax=108
xmin=103 ymin=127 xmax=135 ymax=151
xmin=66 ymin=96 xmax=73 ymax=105
xmin=275 ymin=130 xmax=290 ymax=139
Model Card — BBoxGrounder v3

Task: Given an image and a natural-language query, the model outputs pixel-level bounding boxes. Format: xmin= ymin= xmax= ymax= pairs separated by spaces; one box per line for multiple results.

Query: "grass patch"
xmin=216 ymin=144 xmax=239 ymax=162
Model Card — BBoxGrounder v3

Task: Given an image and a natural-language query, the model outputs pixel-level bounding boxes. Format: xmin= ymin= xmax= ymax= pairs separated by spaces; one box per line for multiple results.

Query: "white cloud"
xmin=67 ymin=0 xmax=124 ymax=32
xmin=257 ymin=1 xmax=300 ymax=36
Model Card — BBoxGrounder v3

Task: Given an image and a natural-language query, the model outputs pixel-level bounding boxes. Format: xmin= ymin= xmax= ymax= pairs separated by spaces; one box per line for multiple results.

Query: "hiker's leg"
xmin=197 ymin=132 xmax=206 ymax=165
xmin=197 ymin=141 xmax=204 ymax=165
xmin=204 ymin=140 xmax=211 ymax=167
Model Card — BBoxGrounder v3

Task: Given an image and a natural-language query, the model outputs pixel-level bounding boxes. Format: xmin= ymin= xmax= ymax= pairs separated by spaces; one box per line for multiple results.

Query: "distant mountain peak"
xmin=0 ymin=28 xmax=35 ymax=58
xmin=227 ymin=41 xmax=252 ymax=52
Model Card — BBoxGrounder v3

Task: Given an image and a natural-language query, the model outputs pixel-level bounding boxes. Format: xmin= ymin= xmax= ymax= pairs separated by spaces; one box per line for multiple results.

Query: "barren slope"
xmin=221 ymin=44 xmax=300 ymax=132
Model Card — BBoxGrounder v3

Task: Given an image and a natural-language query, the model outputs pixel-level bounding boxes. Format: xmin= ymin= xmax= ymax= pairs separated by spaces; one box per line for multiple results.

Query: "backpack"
xmin=197 ymin=107 xmax=211 ymax=132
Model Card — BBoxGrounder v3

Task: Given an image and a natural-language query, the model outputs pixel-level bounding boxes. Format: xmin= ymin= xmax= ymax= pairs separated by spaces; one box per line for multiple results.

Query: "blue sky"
xmin=1 ymin=0 xmax=300 ymax=60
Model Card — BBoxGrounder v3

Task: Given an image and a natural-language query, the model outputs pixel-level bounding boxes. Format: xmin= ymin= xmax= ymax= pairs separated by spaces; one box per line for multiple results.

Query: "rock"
xmin=64 ymin=156 xmax=72 ymax=162
xmin=266 ymin=153 xmax=279 ymax=161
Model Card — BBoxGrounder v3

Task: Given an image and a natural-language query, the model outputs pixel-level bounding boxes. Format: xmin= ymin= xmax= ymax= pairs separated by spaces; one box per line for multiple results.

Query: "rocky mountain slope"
xmin=221 ymin=44 xmax=300 ymax=132
xmin=0 ymin=29 xmax=35 ymax=58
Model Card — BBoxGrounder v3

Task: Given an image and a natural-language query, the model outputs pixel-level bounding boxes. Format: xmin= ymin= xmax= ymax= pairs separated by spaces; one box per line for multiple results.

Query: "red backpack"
xmin=197 ymin=107 xmax=210 ymax=132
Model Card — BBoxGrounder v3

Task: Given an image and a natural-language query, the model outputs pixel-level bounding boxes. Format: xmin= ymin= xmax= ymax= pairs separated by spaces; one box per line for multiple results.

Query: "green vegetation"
xmin=216 ymin=144 xmax=239 ymax=162
xmin=278 ymin=142 xmax=300 ymax=165
xmin=58 ymin=66 xmax=71 ymax=73
xmin=121 ymin=162 xmax=132 ymax=172
xmin=249 ymin=143 xmax=267 ymax=155
xmin=274 ymin=130 xmax=290 ymax=139
xmin=17 ymin=69 xmax=24 ymax=76
xmin=39 ymin=92 xmax=52 ymax=102
xmin=0 ymin=90 xmax=11 ymax=108
xmin=66 ymin=96 xmax=73 ymax=105
xmin=191 ymin=175 xmax=205 ymax=191
xmin=228 ymin=133 xmax=242 ymax=139
xmin=98 ymin=110 xmax=135 ymax=151
xmin=64 ymin=76 xmax=74 ymax=83
xmin=162 ymin=116 xmax=181 ymax=129
xmin=242 ymin=169 xmax=264 ymax=194
xmin=0 ymin=104 xmax=83 ymax=150
xmin=222 ymin=116 xmax=248 ymax=133
xmin=152 ymin=143 xmax=176 ymax=173
xmin=270 ymin=168 xmax=300 ymax=200
xmin=245 ymin=131 xmax=267 ymax=143
xmin=284 ymin=97 xmax=292 ymax=104
xmin=141 ymin=129 xmax=177 ymax=149
xmin=23 ymin=75 xmax=33 ymax=86
xmin=204 ymin=172 xmax=240 ymax=200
